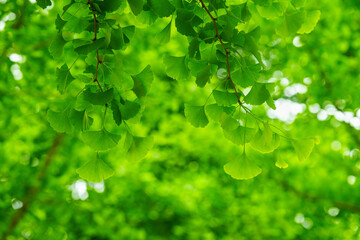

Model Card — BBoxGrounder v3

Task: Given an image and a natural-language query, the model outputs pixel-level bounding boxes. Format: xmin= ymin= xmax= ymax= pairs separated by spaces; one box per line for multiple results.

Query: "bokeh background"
xmin=1 ymin=0 xmax=360 ymax=239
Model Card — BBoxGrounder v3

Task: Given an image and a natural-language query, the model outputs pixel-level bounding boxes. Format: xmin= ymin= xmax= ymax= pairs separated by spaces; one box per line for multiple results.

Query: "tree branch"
xmin=198 ymin=0 xmax=242 ymax=105
xmin=1 ymin=134 xmax=64 ymax=240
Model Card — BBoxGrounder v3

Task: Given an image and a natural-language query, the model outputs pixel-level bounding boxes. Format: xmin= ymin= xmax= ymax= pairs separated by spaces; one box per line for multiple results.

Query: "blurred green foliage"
xmin=1 ymin=0 xmax=360 ymax=239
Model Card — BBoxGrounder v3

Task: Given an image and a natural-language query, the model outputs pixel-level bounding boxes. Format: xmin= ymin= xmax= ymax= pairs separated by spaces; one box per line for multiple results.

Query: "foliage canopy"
xmin=1 ymin=0 xmax=360 ymax=239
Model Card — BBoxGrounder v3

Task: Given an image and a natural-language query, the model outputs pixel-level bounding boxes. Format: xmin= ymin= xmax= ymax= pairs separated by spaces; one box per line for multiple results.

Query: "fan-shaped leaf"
xmin=82 ymin=129 xmax=121 ymax=151
xmin=163 ymin=55 xmax=189 ymax=81
xmin=77 ymin=154 xmax=114 ymax=183
xmin=224 ymin=153 xmax=262 ymax=180
xmin=291 ymin=138 xmax=315 ymax=161
xmin=250 ymin=122 xmax=280 ymax=153
xmin=184 ymin=105 xmax=209 ymax=128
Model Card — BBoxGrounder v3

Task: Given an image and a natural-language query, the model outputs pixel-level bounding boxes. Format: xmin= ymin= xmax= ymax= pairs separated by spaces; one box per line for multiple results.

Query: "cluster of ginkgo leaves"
xmin=39 ymin=0 xmax=319 ymax=182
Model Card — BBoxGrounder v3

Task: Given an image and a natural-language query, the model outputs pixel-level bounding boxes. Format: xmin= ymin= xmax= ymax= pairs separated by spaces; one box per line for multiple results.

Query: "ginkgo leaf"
xmin=83 ymin=88 xmax=114 ymax=105
xmin=266 ymin=96 xmax=276 ymax=110
xmin=175 ymin=9 xmax=203 ymax=37
xmin=69 ymin=109 xmax=93 ymax=131
xmin=49 ymin=33 xmax=66 ymax=59
xmin=148 ymin=0 xmax=175 ymax=17
xmin=76 ymin=154 xmax=114 ymax=183
xmin=276 ymin=11 xmax=305 ymax=37
xmin=244 ymin=82 xmax=270 ymax=105
xmin=184 ymin=105 xmax=209 ymax=128
xmin=224 ymin=153 xmax=262 ymax=180
xmin=250 ymin=122 xmax=280 ymax=153
xmin=127 ymin=0 xmax=143 ymax=16
xmin=74 ymin=38 xmax=107 ymax=55
xmin=47 ymin=109 xmax=72 ymax=133
xmin=125 ymin=133 xmax=154 ymax=161
xmin=111 ymin=100 xmax=122 ymax=126
xmin=131 ymin=65 xmax=153 ymax=98
xmin=297 ymin=10 xmax=321 ymax=34
xmin=82 ymin=129 xmax=121 ymax=151
xmin=156 ymin=21 xmax=171 ymax=44
xmin=36 ymin=0 xmax=51 ymax=9
xmin=205 ymin=104 xmax=225 ymax=122
xmin=213 ymin=90 xmax=238 ymax=107
xmin=119 ymin=100 xmax=141 ymax=120
xmin=196 ymin=65 xmax=211 ymax=88
xmin=109 ymin=27 xmax=125 ymax=50
xmin=256 ymin=1 xmax=288 ymax=19
xmin=56 ymin=64 xmax=75 ymax=94
xmin=275 ymin=158 xmax=288 ymax=168
xmin=163 ymin=55 xmax=189 ymax=81
xmin=223 ymin=126 xmax=256 ymax=145
xmin=291 ymin=138 xmax=315 ymax=161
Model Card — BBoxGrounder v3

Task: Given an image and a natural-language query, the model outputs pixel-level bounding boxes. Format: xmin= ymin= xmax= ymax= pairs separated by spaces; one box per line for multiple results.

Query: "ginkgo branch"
xmin=87 ymin=0 xmax=104 ymax=94
xmin=198 ymin=0 xmax=242 ymax=106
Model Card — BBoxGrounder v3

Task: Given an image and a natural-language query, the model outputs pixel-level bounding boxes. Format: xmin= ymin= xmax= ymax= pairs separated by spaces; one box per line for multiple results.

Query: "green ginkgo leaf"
xmin=244 ymin=82 xmax=270 ymax=105
xmin=76 ymin=154 xmax=114 ymax=183
xmin=205 ymin=104 xmax=225 ymax=122
xmin=276 ymin=11 xmax=305 ymax=37
xmin=49 ymin=33 xmax=66 ymax=59
xmin=127 ymin=0 xmax=143 ymax=16
xmin=223 ymin=126 xmax=256 ymax=145
xmin=250 ymin=122 xmax=280 ymax=153
xmin=47 ymin=109 xmax=72 ymax=133
xmin=148 ymin=0 xmax=175 ymax=17
xmin=256 ymin=1 xmax=288 ymax=19
xmin=125 ymin=133 xmax=154 ymax=161
xmin=196 ymin=65 xmax=211 ymax=88
xmin=36 ymin=0 xmax=51 ymax=9
xmin=184 ymin=105 xmax=209 ymax=128
xmin=82 ymin=129 xmax=121 ymax=151
xmin=156 ymin=20 xmax=172 ymax=44
xmin=163 ymin=55 xmax=189 ymax=81
xmin=56 ymin=64 xmax=75 ymax=94
xmin=83 ymin=88 xmax=114 ymax=105
xmin=213 ymin=90 xmax=238 ymax=107
xmin=131 ymin=65 xmax=154 ymax=98
xmin=224 ymin=153 xmax=262 ymax=180
xmin=297 ymin=10 xmax=321 ymax=34
xmin=69 ymin=109 xmax=93 ymax=131
xmin=291 ymin=138 xmax=315 ymax=161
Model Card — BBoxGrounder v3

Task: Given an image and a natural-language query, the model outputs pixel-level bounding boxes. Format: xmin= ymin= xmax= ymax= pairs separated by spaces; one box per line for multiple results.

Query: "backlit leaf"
xmin=250 ymin=122 xmax=280 ymax=153
xmin=291 ymin=138 xmax=315 ymax=161
xmin=77 ymin=154 xmax=114 ymax=183
xmin=163 ymin=55 xmax=189 ymax=81
xmin=244 ymin=82 xmax=270 ymax=105
xmin=184 ymin=105 xmax=209 ymax=128
xmin=131 ymin=65 xmax=153 ymax=98
xmin=49 ymin=33 xmax=67 ymax=59
xmin=83 ymin=88 xmax=114 ymax=105
xmin=127 ymin=0 xmax=143 ymax=15
xmin=224 ymin=153 xmax=262 ymax=180
xmin=125 ymin=133 xmax=154 ymax=161
xmin=56 ymin=64 xmax=75 ymax=94
xmin=297 ymin=10 xmax=321 ymax=34
xmin=82 ymin=129 xmax=121 ymax=151
xmin=213 ymin=90 xmax=238 ymax=107
xmin=156 ymin=21 xmax=172 ymax=44
xmin=47 ymin=109 xmax=72 ymax=133
xmin=148 ymin=0 xmax=175 ymax=17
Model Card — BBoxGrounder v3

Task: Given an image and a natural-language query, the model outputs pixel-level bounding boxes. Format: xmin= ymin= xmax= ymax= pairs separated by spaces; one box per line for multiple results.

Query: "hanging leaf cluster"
xmin=42 ymin=0 xmax=319 ymax=181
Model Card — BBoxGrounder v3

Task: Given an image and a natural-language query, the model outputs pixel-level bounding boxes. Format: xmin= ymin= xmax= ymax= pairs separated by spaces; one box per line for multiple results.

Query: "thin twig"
xmin=1 ymin=134 xmax=64 ymax=240
xmin=198 ymin=0 xmax=242 ymax=105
